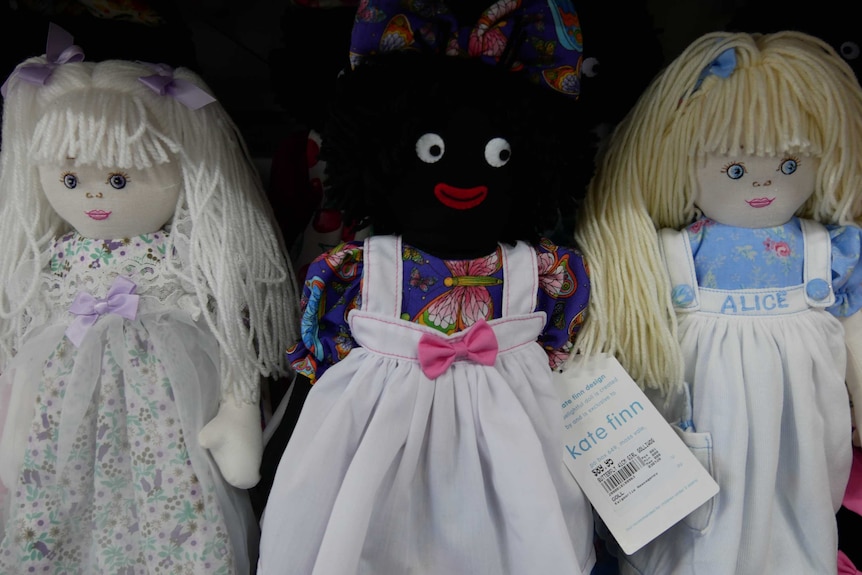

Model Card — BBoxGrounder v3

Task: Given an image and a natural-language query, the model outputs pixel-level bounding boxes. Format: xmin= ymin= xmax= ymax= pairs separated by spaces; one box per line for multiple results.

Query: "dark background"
xmin=8 ymin=0 xmax=856 ymax=166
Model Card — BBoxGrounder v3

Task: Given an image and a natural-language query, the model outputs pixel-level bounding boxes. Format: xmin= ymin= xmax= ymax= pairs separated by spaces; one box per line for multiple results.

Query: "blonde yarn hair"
xmin=0 ymin=58 xmax=300 ymax=404
xmin=573 ymin=31 xmax=862 ymax=393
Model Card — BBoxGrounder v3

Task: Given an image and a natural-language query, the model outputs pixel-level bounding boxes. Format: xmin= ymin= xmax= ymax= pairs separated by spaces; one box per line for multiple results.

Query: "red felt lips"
xmin=433 ymin=182 xmax=488 ymax=209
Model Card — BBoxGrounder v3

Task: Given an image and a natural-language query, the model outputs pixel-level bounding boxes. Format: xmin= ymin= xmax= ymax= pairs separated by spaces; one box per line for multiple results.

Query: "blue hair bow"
xmin=691 ymin=47 xmax=737 ymax=94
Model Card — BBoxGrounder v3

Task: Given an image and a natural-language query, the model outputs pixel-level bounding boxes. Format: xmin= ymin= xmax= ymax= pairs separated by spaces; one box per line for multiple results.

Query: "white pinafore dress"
xmin=259 ymin=235 xmax=595 ymax=575
xmin=619 ymin=219 xmax=852 ymax=575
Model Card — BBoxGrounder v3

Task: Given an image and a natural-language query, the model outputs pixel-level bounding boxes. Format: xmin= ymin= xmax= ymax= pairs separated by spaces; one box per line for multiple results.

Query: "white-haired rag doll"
xmin=574 ymin=30 xmax=862 ymax=575
xmin=0 ymin=41 xmax=298 ymax=574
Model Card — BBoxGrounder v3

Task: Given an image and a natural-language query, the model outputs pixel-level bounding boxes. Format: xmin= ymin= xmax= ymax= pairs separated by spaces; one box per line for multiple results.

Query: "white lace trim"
xmin=7 ymin=233 xmax=203 ymax=355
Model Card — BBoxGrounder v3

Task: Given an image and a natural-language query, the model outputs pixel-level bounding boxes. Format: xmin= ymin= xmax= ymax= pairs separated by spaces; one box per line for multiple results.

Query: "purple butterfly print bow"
xmin=350 ymin=0 xmax=583 ymax=97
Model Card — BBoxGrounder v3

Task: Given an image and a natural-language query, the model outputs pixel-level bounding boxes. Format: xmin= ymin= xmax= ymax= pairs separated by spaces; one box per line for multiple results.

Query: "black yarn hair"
xmin=321 ymin=50 xmax=586 ymax=246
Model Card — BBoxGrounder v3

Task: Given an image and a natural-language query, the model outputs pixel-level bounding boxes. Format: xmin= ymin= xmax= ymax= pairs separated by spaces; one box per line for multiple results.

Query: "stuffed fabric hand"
xmin=199 ymin=399 xmax=264 ymax=489
xmin=841 ymin=312 xmax=862 ymax=447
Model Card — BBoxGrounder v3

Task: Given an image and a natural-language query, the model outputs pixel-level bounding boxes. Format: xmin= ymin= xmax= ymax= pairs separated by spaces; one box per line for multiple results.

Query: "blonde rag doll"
xmin=0 ymin=49 xmax=298 ymax=573
xmin=573 ymin=31 xmax=862 ymax=575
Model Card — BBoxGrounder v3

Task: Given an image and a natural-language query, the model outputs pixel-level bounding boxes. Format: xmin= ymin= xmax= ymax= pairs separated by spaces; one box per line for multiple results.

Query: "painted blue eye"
xmin=779 ymin=158 xmax=798 ymax=175
xmin=108 ymin=173 xmax=127 ymax=189
xmin=726 ymin=163 xmax=745 ymax=180
xmin=62 ymin=173 xmax=77 ymax=189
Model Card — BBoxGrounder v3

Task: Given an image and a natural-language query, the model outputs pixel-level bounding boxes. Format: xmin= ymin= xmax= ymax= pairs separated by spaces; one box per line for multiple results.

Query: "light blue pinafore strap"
xmin=658 ymin=219 xmax=835 ymax=316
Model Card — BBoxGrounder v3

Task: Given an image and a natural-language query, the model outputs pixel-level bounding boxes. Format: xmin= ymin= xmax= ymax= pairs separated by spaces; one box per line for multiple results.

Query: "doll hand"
xmin=198 ymin=400 xmax=263 ymax=489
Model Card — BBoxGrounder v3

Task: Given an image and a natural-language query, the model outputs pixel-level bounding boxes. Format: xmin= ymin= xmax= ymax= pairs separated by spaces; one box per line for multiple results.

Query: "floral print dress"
xmin=0 ymin=230 xmax=255 ymax=575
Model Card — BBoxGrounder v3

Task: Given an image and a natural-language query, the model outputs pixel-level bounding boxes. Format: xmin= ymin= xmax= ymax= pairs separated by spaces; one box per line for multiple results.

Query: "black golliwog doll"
xmin=258 ymin=1 xmax=597 ymax=573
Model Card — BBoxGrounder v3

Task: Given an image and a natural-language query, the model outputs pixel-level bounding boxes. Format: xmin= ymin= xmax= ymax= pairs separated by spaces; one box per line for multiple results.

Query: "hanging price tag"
xmin=556 ymin=353 xmax=719 ymax=555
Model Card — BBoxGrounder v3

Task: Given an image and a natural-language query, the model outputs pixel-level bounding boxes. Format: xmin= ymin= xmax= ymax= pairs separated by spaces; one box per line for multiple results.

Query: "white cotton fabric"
xmin=259 ymin=235 xmax=595 ymax=575
xmin=619 ymin=221 xmax=852 ymax=575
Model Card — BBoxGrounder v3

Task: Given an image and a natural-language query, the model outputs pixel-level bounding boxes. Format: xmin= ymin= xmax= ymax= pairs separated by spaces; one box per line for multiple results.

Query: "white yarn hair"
xmin=0 ymin=58 xmax=300 ymax=404
xmin=572 ymin=30 xmax=862 ymax=393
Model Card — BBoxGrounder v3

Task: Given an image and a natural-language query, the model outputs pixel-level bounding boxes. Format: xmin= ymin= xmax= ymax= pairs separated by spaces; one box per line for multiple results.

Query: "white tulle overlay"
xmin=619 ymin=221 xmax=853 ymax=575
xmin=0 ymin=230 xmax=256 ymax=574
xmin=258 ymin=236 xmax=595 ymax=575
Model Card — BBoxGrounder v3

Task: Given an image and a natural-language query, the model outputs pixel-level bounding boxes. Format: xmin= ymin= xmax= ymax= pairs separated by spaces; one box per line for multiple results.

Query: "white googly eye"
xmin=416 ymin=133 xmax=445 ymax=163
xmin=841 ymin=41 xmax=860 ymax=61
xmin=484 ymin=137 xmax=511 ymax=168
xmin=581 ymin=56 xmax=600 ymax=78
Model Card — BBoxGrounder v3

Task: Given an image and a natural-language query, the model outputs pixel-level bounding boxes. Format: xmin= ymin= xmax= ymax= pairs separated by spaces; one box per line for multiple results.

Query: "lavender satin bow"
xmin=350 ymin=0 xmax=584 ymax=97
xmin=1 ymin=23 xmax=84 ymax=97
xmin=138 ymin=63 xmax=216 ymax=110
xmin=66 ymin=276 xmax=140 ymax=347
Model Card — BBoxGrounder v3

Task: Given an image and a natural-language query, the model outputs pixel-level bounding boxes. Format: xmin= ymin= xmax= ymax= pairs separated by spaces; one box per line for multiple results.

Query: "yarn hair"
xmin=573 ymin=31 xmax=862 ymax=392
xmin=0 ymin=58 xmax=300 ymax=404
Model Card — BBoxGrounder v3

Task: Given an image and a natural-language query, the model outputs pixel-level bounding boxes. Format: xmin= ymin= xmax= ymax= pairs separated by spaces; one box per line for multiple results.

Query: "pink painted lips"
xmin=746 ymin=197 xmax=775 ymax=208
xmin=433 ymin=183 xmax=488 ymax=210
xmin=85 ymin=209 xmax=112 ymax=220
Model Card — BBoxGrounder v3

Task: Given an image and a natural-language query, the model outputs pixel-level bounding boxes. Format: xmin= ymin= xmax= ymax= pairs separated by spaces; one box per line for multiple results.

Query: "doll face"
xmin=388 ymin=106 xmax=515 ymax=259
xmin=694 ymin=152 xmax=818 ymax=228
xmin=38 ymin=159 xmax=181 ymax=239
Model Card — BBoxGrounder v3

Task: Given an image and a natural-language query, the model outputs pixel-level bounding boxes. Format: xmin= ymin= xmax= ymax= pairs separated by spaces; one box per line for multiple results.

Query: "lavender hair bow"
xmin=1 ymin=23 xmax=84 ymax=97
xmin=138 ymin=63 xmax=216 ymax=110
xmin=350 ymin=0 xmax=584 ymax=97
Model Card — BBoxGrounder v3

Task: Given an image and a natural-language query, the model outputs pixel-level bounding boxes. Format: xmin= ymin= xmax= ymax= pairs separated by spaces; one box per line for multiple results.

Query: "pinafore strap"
xmin=658 ymin=219 xmax=835 ymax=315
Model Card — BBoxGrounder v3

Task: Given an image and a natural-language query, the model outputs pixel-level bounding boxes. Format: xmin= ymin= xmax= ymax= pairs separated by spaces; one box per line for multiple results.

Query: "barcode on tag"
xmin=596 ymin=456 xmax=644 ymax=494
xmin=593 ymin=437 xmax=663 ymax=505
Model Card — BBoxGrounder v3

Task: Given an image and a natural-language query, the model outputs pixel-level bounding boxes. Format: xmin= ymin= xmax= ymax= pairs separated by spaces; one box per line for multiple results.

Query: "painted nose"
xmin=752 ymin=180 xmax=772 ymax=187
xmin=85 ymin=192 xmax=104 ymax=198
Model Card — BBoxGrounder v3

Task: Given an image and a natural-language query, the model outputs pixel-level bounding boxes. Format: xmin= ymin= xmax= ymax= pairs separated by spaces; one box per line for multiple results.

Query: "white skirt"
xmin=259 ymin=311 xmax=596 ymax=575
xmin=620 ymin=308 xmax=852 ymax=574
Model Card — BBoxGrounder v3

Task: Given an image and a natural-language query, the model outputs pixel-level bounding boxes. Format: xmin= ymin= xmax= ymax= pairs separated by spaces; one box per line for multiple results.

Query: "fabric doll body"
xmin=572 ymin=31 xmax=862 ymax=575
xmin=0 ymin=229 xmax=254 ymax=573
xmin=0 ymin=43 xmax=298 ymax=574
xmin=261 ymin=235 xmax=595 ymax=575
xmin=611 ymin=157 xmax=860 ymax=575
xmin=620 ymin=214 xmax=860 ymax=574
xmin=636 ymin=154 xmax=861 ymax=575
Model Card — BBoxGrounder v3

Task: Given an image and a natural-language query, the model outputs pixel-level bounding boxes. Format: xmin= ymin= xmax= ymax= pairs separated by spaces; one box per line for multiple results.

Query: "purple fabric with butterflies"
xmin=350 ymin=0 xmax=584 ymax=97
xmin=288 ymin=237 xmax=590 ymax=382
